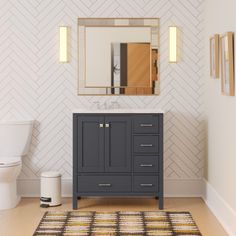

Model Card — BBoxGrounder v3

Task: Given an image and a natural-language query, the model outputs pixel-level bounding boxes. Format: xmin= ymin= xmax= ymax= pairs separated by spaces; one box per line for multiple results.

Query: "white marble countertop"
xmin=72 ymin=108 xmax=164 ymax=114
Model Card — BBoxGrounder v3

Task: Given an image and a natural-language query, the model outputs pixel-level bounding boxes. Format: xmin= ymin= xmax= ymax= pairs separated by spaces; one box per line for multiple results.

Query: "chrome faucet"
xmin=103 ymin=102 xmax=108 ymax=109
xmin=92 ymin=101 xmax=120 ymax=109
xmin=92 ymin=101 xmax=100 ymax=109
xmin=110 ymin=101 xmax=120 ymax=109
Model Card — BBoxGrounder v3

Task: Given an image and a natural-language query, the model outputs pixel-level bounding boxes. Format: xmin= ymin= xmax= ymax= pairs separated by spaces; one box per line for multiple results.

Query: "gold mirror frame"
xmin=77 ymin=18 xmax=160 ymax=95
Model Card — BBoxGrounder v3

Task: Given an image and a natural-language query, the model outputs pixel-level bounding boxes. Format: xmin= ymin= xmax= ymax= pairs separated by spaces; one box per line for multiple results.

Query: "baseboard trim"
xmin=164 ymin=179 xmax=203 ymax=197
xmin=17 ymin=178 xmax=204 ymax=197
xmin=17 ymin=179 xmax=73 ymax=197
xmin=202 ymin=179 xmax=236 ymax=236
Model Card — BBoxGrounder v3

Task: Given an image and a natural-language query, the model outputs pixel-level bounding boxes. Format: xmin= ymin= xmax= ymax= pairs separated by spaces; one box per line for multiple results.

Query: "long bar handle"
xmin=140 ymin=164 xmax=153 ymax=167
xmin=140 ymin=183 xmax=153 ymax=187
xmin=140 ymin=124 xmax=153 ymax=127
xmin=140 ymin=144 xmax=153 ymax=147
xmin=98 ymin=183 xmax=112 ymax=187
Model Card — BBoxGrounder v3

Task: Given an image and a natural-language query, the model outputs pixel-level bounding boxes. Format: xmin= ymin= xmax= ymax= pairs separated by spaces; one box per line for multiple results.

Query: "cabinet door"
xmin=104 ymin=116 xmax=131 ymax=172
xmin=78 ymin=116 xmax=104 ymax=172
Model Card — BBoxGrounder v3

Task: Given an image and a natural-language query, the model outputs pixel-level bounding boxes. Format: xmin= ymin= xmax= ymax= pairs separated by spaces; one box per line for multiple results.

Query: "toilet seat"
xmin=0 ymin=157 xmax=21 ymax=167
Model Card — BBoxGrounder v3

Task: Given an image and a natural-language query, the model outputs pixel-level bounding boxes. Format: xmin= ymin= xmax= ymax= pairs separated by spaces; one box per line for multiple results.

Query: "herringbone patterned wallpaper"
xmin=0 ymin=0 xmax=205 ymax=180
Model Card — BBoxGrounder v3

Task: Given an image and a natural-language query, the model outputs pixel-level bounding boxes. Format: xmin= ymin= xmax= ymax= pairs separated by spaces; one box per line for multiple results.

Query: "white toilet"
xmin=0 ymin=120 xmax=33 ymax=210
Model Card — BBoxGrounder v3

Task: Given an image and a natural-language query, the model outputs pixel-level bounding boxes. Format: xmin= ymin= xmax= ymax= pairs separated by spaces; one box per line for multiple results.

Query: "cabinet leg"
xmin=77 ymin=196 xmax=81 ymax=200
xmin=73 ymin=196 xmax=78 ymax=210
xmin=159 ymin=196 xmax=164 ymax=210
xmin=155 ymin=196 xmax=159 ymax=200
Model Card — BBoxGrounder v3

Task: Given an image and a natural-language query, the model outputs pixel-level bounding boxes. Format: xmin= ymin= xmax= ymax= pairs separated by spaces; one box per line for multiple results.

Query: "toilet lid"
xmin=0 ymin=157 xmax=21 ymax=167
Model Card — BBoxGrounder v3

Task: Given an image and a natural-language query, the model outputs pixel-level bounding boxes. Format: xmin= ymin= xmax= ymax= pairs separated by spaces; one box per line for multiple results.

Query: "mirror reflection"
xmin=111 ymin=42 xmax=158 ymax=95
xmin=78 ymin=18 xmax=160 ymax=95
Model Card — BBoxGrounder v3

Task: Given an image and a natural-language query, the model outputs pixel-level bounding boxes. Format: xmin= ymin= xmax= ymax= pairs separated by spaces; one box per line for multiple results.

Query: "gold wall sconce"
xmin=169 ymin=26 xmax=178 ymax=63
xmin=59 ymin=26 xmax=69 ymax=63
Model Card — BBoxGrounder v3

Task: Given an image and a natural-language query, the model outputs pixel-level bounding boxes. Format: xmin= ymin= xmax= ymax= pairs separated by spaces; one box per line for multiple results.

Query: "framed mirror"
xmin=78 ymin=18 xmax=160 ymax=95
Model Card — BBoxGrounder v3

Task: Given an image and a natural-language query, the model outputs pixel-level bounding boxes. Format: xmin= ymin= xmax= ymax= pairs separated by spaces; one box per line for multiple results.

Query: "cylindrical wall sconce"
xmin=169 ymin=26 xmax=178 ymax=63
xmin=59 ymin=26 xmax=69 ymax=63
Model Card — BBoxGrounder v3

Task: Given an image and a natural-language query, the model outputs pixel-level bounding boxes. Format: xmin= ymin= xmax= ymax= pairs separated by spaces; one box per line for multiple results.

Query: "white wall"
xmin=205 ymin=0 xmax=236 ymax=213
xmin=0 ymin=0 xmax=205 ymax=195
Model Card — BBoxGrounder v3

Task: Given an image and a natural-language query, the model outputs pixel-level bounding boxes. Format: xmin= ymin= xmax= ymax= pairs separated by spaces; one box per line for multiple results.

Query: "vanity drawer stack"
xmin=132 ymin=115 xmax=162 ymax=202
xmin=73 ymin=113 xmax=163 ymax=209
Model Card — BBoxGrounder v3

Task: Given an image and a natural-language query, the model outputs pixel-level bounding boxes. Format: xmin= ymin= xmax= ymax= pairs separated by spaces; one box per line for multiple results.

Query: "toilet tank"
xmin=0 ymin=120 xmax=33 ymax=157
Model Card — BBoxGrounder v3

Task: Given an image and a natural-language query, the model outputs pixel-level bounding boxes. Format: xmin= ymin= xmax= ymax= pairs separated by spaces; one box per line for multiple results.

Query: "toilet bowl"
xmin=0 ymin=120 xmax=33 ymax=210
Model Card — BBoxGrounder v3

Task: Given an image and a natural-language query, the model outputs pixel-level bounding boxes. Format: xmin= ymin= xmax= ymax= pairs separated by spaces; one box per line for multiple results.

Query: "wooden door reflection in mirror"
xmin=78 ymin=18 xmax=160 ymax=95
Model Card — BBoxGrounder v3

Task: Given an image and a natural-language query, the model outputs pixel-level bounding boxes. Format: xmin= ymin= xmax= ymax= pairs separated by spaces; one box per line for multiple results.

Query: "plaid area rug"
xmin=34 ymin=211 xmax=202 ymax=236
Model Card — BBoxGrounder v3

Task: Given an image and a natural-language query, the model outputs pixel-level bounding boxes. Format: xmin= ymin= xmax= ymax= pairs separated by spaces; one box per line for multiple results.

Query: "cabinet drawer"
xmin=133 ymin=135 xmax=159 ymax=153
xmin=133 ymin=156 xmax=158 ymax=173
xmin=78 ymin=176 xmax=131 ymax=192
xmin=133 ymin=115 xmax=159 ymax=134
xmin=133 ymin=176 xmax=158 ymax=192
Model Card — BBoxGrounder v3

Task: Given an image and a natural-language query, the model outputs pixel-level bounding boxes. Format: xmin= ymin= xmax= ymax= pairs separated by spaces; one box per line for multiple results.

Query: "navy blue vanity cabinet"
xmin=73 ymin=113 xmax=164 ymax=210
